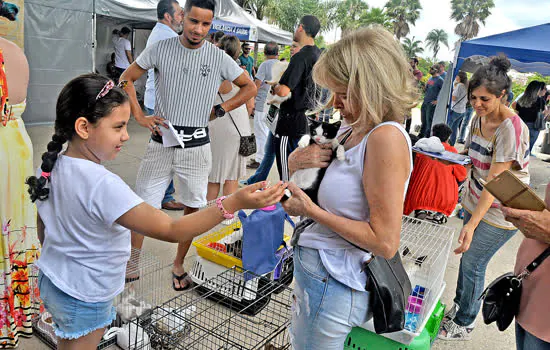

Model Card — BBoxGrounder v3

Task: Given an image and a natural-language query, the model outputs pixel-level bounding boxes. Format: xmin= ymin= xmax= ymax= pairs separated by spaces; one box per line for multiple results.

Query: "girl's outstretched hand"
xmin=229 ymin=181 xmax=288 ymax=211
xmin=280 ymin=182 xmax=315 ymax=217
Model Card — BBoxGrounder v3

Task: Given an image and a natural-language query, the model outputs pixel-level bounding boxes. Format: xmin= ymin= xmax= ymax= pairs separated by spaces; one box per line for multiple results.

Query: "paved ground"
xmin=19 ymin=109 xmax=550 ymax=349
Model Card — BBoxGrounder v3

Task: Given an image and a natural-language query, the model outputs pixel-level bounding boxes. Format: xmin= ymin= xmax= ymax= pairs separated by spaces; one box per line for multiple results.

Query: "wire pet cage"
xmin=190 ymin=220 xmax=294 ymax=313
xmin=114 ymin=248 xmax=168 ymax=325
xmin=128 ymin=267 xmax=293 ymax=350
xmin=359 ymin=215 xmax=455 ymax=345
xmin=31 ymin=248 xmax=169 ymax=350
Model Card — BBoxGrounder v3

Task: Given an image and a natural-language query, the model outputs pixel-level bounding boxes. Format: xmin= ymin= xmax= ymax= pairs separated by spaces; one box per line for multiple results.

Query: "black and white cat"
xmin=287 ymin=119 xmax=345 ymax=204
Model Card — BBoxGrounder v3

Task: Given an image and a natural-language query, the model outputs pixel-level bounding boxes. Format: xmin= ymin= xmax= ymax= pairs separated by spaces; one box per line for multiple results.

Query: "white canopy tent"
xmin=23 ymin=0 xmax=292 ymax=124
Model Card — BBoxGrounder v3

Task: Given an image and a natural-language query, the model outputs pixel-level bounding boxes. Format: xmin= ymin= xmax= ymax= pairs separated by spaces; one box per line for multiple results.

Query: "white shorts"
xmin=135 ymin=141 xmax=212 ymax=209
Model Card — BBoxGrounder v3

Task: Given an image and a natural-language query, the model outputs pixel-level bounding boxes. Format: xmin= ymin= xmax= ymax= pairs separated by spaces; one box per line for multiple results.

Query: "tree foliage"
xmin=418 ymin=56 xmax=435 ymax=76
xmin=402 ymin=36 xmax=424 ymax=58
xmin=360 ymin=7 xmax=392 ymax=31
xmin=234 ymin=0 xmax=272 ymax=20
xmin=451 ymin=0 xmax=495 ymax=41
xmin=384 ymin=0 xmax=422 ymax=40
xmin=265 ymin=0 xmax=338 ymax=33
xmin=335 ymin=0 xmax=369 ymax=37
xmin=425 ymin=29 xmax=449 ymax=61
xmin=334 ymin=1 xmax=392 ymax=37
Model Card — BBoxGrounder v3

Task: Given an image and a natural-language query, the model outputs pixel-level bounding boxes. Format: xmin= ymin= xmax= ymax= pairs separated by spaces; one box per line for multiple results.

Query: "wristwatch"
xmin=213 ymin=104 xmax=226 ymax=118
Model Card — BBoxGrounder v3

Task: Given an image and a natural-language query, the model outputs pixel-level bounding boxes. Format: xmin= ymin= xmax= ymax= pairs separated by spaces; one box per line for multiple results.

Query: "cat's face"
xmin=310 ymin=120 xmax=342 ymax=144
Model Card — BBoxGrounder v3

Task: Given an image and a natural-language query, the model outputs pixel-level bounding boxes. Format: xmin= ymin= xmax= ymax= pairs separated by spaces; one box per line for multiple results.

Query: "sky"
xmin=324 ymin=0 xmax=550 ymax=62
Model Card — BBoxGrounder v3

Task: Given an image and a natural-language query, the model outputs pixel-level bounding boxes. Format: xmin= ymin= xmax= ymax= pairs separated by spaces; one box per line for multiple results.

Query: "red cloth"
xmin=404 ymin=143 xmax=468 ymax=216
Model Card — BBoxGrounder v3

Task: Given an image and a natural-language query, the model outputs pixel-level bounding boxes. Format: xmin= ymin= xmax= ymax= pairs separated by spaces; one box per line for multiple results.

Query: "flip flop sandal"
xmin=432 ymin=213 xmax=448 ymax=225
xmin=172 ymin=272 xmax=194 ymax=291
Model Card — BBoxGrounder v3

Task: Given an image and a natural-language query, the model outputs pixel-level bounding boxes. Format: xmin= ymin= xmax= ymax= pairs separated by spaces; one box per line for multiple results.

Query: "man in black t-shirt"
xmin=272 ymin=15 xmax=322 ymax=181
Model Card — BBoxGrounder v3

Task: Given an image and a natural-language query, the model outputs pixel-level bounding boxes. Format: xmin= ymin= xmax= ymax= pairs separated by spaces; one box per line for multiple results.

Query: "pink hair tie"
xmin=41 ymin=171 xmax=51 ymax=179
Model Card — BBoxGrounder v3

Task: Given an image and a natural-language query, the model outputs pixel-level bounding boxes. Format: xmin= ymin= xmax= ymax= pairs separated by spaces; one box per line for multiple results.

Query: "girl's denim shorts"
xmin=38 ymin=271 xmax=116 ymax=339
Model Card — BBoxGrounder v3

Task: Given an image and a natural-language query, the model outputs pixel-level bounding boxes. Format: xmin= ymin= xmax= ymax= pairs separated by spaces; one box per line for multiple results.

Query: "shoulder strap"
xmin=526 ymin=247 xmax=550 ymax=274
xmin=217 ymin=92 xmax=242 ymax=138
xmin=454 ymin=94 xmax=467 ymax=107
xmin=478 ymin=115 xmax=484 ymax=137
xmin=339 ymin=128 xmax=353 ymax=145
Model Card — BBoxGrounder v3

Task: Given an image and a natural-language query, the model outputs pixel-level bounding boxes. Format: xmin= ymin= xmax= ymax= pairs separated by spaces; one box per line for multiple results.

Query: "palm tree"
xmin=402 ymin=36 xmax=424 ymax=58
xmin=360 ymin=7 xmax=392 ymax=31
xmin=384 ymin=0 xmax=422 ymax=40
xmin=425 ymin=29 xmax=449 ymax=61
xmin=451 ymin=0 xmax=495 ymax=41
xmin=336 ymin=0 xmax=370 ymax=37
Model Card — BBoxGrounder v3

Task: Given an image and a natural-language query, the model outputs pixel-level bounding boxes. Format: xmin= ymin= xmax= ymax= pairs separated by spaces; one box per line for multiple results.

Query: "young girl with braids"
xmin=26 ymin=73 xmax=287 ymax=350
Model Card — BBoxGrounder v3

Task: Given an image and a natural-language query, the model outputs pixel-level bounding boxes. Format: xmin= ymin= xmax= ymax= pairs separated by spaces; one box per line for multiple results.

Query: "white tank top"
xmin=298 ymin=121 xmax=412 ymax=290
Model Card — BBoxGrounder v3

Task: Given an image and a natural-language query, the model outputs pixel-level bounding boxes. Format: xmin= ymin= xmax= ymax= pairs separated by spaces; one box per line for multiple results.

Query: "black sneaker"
xmin=247 ymin=161 xmax=260 ymax=169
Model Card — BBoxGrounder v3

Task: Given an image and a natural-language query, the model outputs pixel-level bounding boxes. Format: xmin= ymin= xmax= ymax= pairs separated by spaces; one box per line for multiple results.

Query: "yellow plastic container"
xmin=193 ymin=221 xmax=291 ymax=269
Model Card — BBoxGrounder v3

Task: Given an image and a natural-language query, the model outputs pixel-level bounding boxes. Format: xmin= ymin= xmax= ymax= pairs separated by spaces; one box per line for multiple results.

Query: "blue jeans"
xmin=453 ymin=211 xmax=517 ymax=326
xmin=145 ymin=107 xmax=175 ymax=204
xmin=449 ymin=110 xmax=465 ymax=146
xmin=290 ymin=246 xmax=371 ymax=349
xmin=247 ymin=132 xmax=276 ymax=184
xmin=516 ymin=323 xmax=550 ymax=350
xmin=420 ymin=102 xmax=436 ymax=138
xmin=458 ymin=107 xmax=474 ymax=143
xmin=525 ymin=122 xmax=540 ymax=154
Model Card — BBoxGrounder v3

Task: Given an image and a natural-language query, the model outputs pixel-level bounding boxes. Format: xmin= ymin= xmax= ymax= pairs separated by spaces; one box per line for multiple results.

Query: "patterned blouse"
xmin=462 ymin=114 xmax=530 ymax=229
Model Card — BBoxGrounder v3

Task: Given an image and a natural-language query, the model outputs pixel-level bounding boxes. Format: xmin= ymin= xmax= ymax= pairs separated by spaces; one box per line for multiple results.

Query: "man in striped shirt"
xmin=120 ymin=0 xmax=256 ymax=290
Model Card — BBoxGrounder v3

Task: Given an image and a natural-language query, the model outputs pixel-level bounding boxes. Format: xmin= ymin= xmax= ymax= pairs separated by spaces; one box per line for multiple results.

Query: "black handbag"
xmin=480 ymin=247 xmax=550 ymax=331
xmin=363 ymin=252 xmax=412 ymax=334
xmin=218 ymin=93 xmax=256 ymax=157
xmin=291 ymin=219 xmax=411 ymax=334
xmin=535 ymin=111 xmax=547 ymax=131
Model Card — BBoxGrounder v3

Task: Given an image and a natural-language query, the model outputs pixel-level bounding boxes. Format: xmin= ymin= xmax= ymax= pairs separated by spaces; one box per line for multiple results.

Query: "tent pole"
xmin=253 ymin=42 xmax=259 ymax=69
xmin=92 ymin=0 xmax=96 ymax=72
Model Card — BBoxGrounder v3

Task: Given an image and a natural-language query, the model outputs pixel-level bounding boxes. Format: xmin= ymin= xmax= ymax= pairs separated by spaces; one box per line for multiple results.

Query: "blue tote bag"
xmin=238 ymin=203 xmax=294 ymax=279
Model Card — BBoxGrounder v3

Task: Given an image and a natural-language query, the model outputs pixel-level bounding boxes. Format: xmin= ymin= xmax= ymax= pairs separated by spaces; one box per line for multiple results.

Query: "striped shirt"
xmin=136 ymin=38 xmax=243 ymax=128
xmin=463 ymin=114 xmax=530 ymax=229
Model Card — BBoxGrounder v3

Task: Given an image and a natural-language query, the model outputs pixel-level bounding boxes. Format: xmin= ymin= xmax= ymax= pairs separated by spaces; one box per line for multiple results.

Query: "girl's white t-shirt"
xmin=36 ymin=155 xmax=144 ymax=303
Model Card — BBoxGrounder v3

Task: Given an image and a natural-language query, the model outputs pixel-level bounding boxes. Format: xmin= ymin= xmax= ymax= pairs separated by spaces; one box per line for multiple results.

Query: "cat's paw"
xmin=336 ymin=145 xmax=346 ymax=161
xmin=298 ymin=135 xmax=311 ymax=148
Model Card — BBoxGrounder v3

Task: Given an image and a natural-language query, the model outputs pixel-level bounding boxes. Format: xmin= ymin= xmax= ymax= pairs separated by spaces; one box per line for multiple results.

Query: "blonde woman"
xmin=281 ymin=27 xmax=417 ymax=348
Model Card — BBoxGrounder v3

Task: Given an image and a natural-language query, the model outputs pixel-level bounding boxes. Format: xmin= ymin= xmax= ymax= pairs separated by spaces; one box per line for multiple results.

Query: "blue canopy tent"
xmin=209 ymin=19 xmax=258 ymax=42
xmin=434 ymin=23 xmax=550 ymax=130
xmin=454 ymin=23 xmax=550 ymax=76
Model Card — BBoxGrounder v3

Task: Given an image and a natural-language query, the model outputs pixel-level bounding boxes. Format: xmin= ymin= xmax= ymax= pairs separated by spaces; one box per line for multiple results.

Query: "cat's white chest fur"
xmin=290 ymin=131 xmax=346 ymax=190
xmin=290 ymin=167 xmax=319 ymax=190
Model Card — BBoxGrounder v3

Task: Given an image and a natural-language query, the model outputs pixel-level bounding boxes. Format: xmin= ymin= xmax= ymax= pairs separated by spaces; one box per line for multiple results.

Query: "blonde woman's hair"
xmin=312 ymin=26 xmax=419 ymax=134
